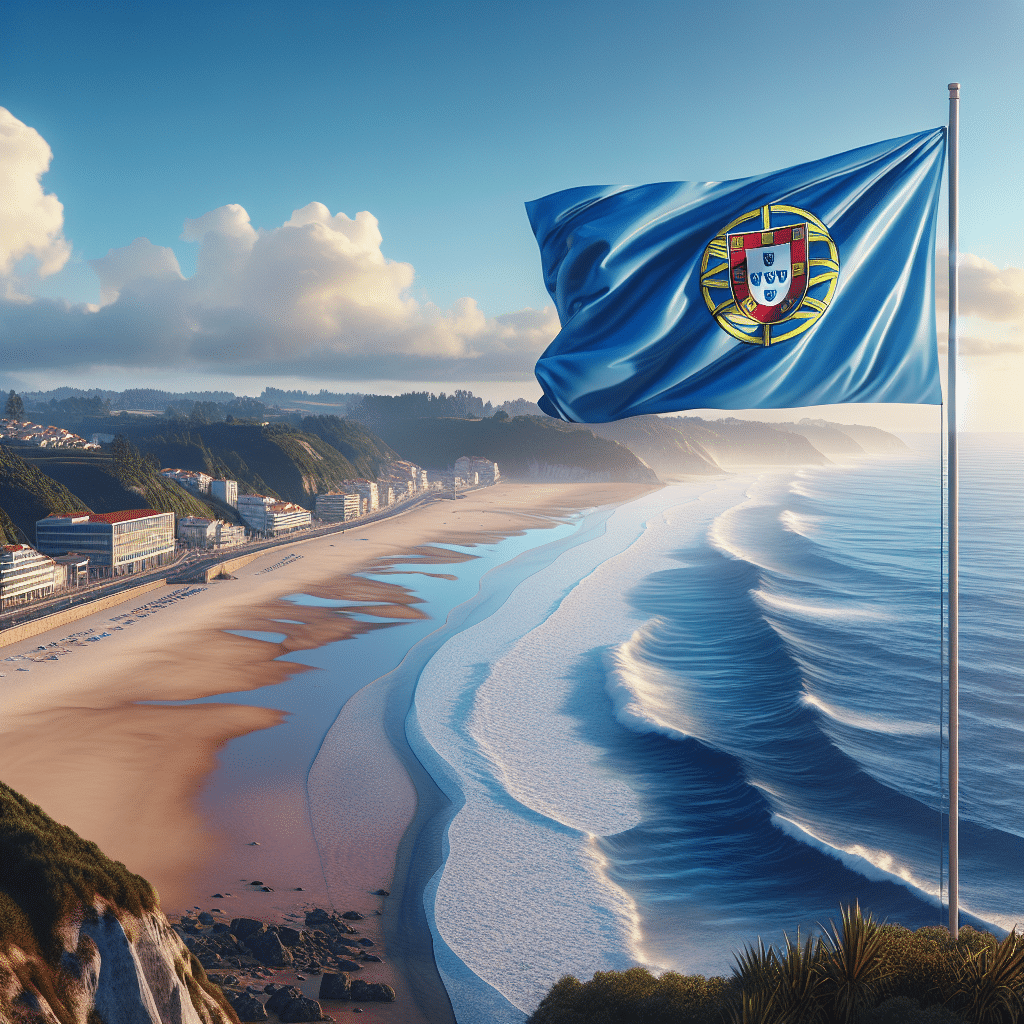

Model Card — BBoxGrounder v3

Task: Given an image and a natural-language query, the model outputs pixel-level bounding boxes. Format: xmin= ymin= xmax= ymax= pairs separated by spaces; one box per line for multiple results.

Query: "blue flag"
xmin=527 ymin=128 xmax=946 ymax=422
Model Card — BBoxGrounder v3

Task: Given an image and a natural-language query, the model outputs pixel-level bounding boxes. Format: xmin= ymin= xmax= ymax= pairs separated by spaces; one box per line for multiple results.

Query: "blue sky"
xmin=2 ymin=0 xmax=1022 ymax=429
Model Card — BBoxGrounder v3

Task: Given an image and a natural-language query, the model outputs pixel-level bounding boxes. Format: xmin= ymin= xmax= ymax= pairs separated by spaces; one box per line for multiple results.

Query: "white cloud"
xmin=2 ymin=192 xmax=559 ymax=380
xmin=936 ymin=250 xmax=1024 ymax=324
xmin=0 ymin=108 xmax=71 ymax=298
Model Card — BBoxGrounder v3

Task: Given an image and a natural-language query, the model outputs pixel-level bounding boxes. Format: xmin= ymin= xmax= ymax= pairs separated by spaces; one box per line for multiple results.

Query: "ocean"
xmin=392 ymin=433 xmax=1023 ymax=1022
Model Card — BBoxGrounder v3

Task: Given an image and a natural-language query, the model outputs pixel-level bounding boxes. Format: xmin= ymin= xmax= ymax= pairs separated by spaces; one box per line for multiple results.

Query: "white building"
xmin=177 ymin=517 xmax=246 ymax=549
xmin=210 ymin=479 xmax=238 ymax=507
xmin=237 ymin=494 xmax=311 ymax=536
xmin=0 ymin=544 xmax=58 ymax=609
xmin=315 ymin=493 xmax=363 ymax=521
xmin=454 ymin=456 xmax=500 ymax=485
xmin=36 ymin=510 xmax=175 ymax=578
xmin=160 ymin=468 xmax=212 ymax=494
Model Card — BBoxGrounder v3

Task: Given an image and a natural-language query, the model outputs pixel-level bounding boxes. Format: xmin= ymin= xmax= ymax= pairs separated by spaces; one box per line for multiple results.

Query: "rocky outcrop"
xmin=0 ymin=900 xmax=238 ymax=1023
xmin=0 ymin=781 xmax=238 ymax=1023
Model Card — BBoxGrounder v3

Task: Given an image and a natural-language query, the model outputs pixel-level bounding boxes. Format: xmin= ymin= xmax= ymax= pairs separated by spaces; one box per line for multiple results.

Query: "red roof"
xmin=45 ymin=509 xmax=168 ymax=525
xmin=86 ymin=509 xmax=169 ymax=524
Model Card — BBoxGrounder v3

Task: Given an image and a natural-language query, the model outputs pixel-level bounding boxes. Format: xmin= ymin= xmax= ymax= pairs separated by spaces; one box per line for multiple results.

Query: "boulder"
xmin=278 ymin=926 xmax=303 ymax=946
xmin=340 ymin=911 xmax=364 ymax=920
xmin=362 ymin=954 xmax=383 ymax=963
xmin=230 ymin=918 xmax=266 ymax=940
xmin=265 ymin=986 xmax=302 ymax=1014
xmin=248 ymin=930 xmax=293 ymax=967
xmin=198 ymin=912 xmax=215 ymax=925
xmin=356 ymin=938 xmax=374 ymax=947
xmin=278 ymin=995 xmax=324 ymax=1022
xmin=334 ymin=959 xmax=362 ymax=973
xmin=225 ymin=990 xmax=269 ymax=1022
xmin=350 ymin=979 xmax=397 ymax=1002
xmin=318 ymin=972 xmax=352 ymax=1000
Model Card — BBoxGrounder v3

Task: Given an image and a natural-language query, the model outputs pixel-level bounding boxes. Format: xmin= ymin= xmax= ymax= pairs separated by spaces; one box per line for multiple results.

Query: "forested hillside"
xmin=0 ymin=446 xmax=94 ymax=543
xmin=371 ymin=416 xmax=658 ymax=482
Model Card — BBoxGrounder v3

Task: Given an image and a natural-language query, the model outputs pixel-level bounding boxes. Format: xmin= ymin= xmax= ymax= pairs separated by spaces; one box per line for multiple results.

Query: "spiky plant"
xmin=954 ymin=929 xmax=1024 ymax=1024
xmin=817 ymin=902 xmax=892 ymax=1024
xmin=773 ymin=929 xmax=827 ymax=1023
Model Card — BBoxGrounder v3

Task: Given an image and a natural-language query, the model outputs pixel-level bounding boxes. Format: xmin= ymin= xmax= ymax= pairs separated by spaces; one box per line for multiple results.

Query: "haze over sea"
xmin=372 ymin=433 xmax=1021 ymax=1022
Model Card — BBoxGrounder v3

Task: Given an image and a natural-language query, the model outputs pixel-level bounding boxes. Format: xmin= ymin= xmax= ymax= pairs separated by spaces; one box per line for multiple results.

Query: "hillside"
xmin=584 ymin=416 xmax=723 ymax=479
xmin=372 ymin=416 xmax=659 ymax=482
xmin=0 ymin=781 xmax=237 ymax=1023
xmin=0 ymin=446 xmax=94 ymax=544
xmin=666 ymin=416 xmax=831 ymax=466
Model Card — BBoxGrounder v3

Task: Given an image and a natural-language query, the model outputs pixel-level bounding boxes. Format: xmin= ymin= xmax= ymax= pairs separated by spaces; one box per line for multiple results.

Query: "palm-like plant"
xmin=730 ymin=932 xmax=827 ymax=1024
xmin=954 ymin=929 xmax=1024 ymax=1024
xmin=818 ymin=902 xmax=892 ymax=1024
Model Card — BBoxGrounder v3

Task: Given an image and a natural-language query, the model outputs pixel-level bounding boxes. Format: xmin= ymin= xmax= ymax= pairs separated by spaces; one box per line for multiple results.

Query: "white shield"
xmin=745 ymin=242 xmax=792 ymax=308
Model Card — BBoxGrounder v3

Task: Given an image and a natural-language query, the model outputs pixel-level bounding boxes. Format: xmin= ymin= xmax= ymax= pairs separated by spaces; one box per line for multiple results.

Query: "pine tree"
xmin=5 ymin=390 xmax=24 ymax=419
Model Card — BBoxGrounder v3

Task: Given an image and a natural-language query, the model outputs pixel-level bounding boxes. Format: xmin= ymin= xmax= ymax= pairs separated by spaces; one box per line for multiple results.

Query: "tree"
xmin=5 ymin=391 xmax=24 ymax=419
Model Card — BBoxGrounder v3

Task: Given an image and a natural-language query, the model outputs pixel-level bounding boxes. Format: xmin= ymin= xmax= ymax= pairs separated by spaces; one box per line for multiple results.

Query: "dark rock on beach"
xmin=350 ymin=979 xmax=396 ymax=1002
xmin=319 ymin=972 xmax=352 ymax=1000
xmin=225 ymin=990 xmax=269 ymax=1021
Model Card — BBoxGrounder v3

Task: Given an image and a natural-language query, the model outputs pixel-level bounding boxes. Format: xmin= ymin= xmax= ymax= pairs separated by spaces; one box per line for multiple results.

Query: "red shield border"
xmin=728 ymin=224 xmax=809 ymax=325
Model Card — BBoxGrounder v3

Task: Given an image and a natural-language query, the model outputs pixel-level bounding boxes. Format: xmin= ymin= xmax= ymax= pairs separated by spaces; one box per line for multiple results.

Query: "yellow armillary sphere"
xmin=701 ymin=203 xmax=840 ymax=346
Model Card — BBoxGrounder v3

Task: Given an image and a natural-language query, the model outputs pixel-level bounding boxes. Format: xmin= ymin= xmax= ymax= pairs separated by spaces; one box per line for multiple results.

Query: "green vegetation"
xmin=0 ymin=782 xmax=158 ymax=963
xmin=5 ymin=391 xmax=24 ymax=419
xmin=371 ymin=415 xmax=658 ymax=481
xmin=528 ymin=905 xmax=1024 ymax=1024
xmin=0 ymin=445 xmax=93 ymax=542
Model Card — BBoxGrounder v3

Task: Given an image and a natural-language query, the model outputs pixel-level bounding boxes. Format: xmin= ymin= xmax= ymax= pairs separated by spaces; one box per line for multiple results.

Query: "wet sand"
xmin=0 ymin=481 xmax=656 ymax=1022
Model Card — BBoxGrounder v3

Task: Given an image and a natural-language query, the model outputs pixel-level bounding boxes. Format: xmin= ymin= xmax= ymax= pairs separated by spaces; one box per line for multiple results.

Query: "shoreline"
xmin=0 ymin=481 xmax=657 ymax=1022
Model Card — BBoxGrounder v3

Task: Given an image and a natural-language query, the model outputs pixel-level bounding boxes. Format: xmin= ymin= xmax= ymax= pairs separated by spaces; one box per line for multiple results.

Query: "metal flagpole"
xmin=947 ymin=81 xmax=960 ymax=941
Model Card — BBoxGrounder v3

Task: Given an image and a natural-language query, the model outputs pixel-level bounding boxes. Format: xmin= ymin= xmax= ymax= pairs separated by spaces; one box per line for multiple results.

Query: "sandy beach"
xmin=0 ymin=481 xmax=655 ymax=1023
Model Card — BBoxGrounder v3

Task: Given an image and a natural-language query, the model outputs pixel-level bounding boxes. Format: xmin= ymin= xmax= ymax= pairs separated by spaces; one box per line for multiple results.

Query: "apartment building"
xmin=177 ymin=517 xmax=246 ymax=549
xmin=315 ymin=492 xmax=363 ymax=521
xmin=36 ymin=510 xmax=175 ymax=578
xmin=236 ymin=494 xmax=311 ymax=536
xmin=210 ymin=479 xmax=238 ymax=507
xmin=0 ymin=544 xmax=59 ymax=609
xmin=454 ymin=456 xmax=500 ymax=485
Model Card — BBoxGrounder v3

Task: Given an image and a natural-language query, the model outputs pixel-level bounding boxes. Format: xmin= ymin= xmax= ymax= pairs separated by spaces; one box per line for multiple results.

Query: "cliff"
xmin=0 ymin=782 xmax=238 ymax=1024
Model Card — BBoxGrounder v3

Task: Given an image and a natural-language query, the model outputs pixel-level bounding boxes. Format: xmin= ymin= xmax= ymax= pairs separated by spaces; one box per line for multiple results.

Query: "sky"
xmin=1 ymin=0 xmax=1022 ymax=431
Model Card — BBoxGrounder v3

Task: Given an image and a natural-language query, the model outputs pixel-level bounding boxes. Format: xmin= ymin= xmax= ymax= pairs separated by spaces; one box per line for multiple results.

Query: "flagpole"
xmin=946 ymin=81 xmax=960 ymax=941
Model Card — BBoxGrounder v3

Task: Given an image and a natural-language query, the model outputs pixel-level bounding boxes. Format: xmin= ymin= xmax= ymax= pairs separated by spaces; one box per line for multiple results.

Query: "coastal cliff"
xmin=0 ymin=781 xmax=237 ymax=1024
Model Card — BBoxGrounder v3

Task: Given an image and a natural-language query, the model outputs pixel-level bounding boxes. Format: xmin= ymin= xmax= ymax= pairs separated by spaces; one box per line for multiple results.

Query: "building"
xmin=0 ymin=545 xmax=59 ymax=609
xmin=237 ymin=494 xmax=311 ymax=536
xmin=210 ymin=479 xmax=238 ymax=507
xmin=53 ymin=553 xmax=89 ymax=587
xmin=315 ymin=492 xmax=363 ymax=521
xmin=265 ymin=502 xmax=312 ymax=536
xmin=455 ymin=455 xmax=500 ymax=485
xmin=160 ymin=468 xmax=212 ymax=494
xmin=36 ymin=510 xmax=176 ymax=578
xmin=177 ymin=517 xmax=246 ymax=549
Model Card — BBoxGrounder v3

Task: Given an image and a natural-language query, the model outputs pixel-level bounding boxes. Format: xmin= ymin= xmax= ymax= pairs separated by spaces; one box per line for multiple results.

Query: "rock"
xmin=371 ymin=889 xmax=389 ymax=896
xmin=361 ymin=955 xmax=383 ymax=963
xmin=225 ymin=990 xmax=270 ymax=1021
xmin=319 ymin=973 xmax=351 ymax=1000
xmin=212 ymin=893 xmax=225 ymax=898
xmin=247 ymin=930 xmax=294 ymax=967
xmin=350 ymin=979 xmax=397 ymax=1002
xmin=260 ymin=886 xmax=274 ymax=892
xmin=333 ymin=937 xmax=361 ymax=949
xmin=278 ymin=926 xmax=303 ymax=946
xmin=198 ymin=912 xmax=215 ymax=925
xmin=250 ymin=880 xmax=264 ymax=886
xmin=265 ymin=986 xmax=302 ymax=1013
xmin=212 ymin=923 xmax=233 ymax=934
xmin=231 ymin=918 xmax=266 ymax=940
xmin=340 ymin=911 xmax=364 ymax=920
xmin=334 ymin=958 xmax=362 ymax=972
xmin=278 ymin=995 xmax=321 ymax=1019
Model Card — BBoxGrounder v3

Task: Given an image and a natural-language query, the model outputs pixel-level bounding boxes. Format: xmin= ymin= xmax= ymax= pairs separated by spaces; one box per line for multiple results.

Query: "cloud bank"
xmin=0 ymin=109 xmax=557 ymax=381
